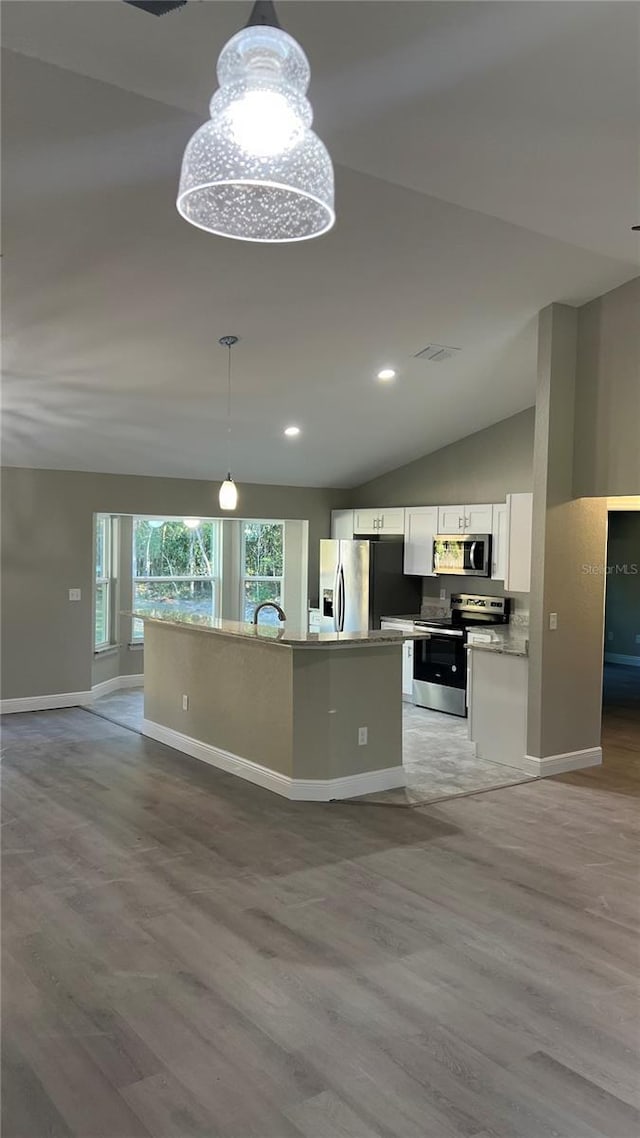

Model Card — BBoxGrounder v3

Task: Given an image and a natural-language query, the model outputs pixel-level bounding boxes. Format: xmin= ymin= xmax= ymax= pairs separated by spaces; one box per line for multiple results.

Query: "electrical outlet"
xmin=358 ymin=726 xmax=368 ymax=746
xmin=549 ymin=612 xmax=558 ymax=630
xmin=608 ymin=631 xmax=614 ymax=641
xmin=182 ymin=694 xmax=189 ymax=711
xmin=439 ymin=588 xmax=446 ymax=600
xmin=68 ymin=588 xmax=81 ymax=601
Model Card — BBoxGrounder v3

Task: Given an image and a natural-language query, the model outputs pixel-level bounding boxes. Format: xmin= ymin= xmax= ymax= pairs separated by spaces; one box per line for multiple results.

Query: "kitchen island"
xmin=137 ymin=611 xmax=427 ymax=800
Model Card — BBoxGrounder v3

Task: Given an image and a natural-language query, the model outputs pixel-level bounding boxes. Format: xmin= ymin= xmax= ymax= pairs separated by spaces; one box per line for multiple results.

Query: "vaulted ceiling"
xmin=2 ymin=1 xmax=638 ymax=486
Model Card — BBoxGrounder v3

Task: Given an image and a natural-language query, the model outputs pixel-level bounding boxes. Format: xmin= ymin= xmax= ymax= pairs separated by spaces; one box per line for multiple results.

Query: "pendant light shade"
xmin=219 ymin=476 xmax=239 ymax=511
xmin=177 ymin=1 xmax=334 ymax=243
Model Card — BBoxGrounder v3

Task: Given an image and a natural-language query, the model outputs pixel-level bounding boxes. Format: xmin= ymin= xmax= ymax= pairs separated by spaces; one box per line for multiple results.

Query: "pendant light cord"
xmin=219 ymin=334 xmax=238 ymax=479
xmin=226 ymin=342 xmax=232 ymax=474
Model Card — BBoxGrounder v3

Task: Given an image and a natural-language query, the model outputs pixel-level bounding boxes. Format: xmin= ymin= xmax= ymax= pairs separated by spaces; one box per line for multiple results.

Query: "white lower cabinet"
xmin=404 ymin=506 xmax=438 ymax=576
xmin=402 ymin=640 xmax=414 ymax=698
xmin=468 ymin=647 xmax=529 ymax=771
xmin=380 ymin=621 xmax=415 ymax=699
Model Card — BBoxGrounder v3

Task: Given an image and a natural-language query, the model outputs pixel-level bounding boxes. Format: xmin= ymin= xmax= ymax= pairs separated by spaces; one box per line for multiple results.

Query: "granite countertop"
xmin=131 ymin=610 xmax=431 ymax=650
xmin=466 ymin=627 xmax=529 ymax=657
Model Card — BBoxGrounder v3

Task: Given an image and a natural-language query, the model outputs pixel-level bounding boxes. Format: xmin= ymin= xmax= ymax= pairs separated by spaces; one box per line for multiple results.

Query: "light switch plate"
xmin=68 ymin=588 xmax=81 ymax=601
xmin=549 ymin=612 xmax=558 ymax=630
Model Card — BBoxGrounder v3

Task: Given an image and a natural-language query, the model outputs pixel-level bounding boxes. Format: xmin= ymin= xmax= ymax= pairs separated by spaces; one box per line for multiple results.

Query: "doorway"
xmin=603 ymin=510 xmax=640 ymax=755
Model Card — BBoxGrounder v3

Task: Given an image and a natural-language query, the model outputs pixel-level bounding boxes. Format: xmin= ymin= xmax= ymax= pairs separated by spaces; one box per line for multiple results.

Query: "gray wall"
xmin=1 ymin=466 xmax=342 ymax=700
xmin=347 ymin=407 xmax=535 ymax=507
xmin=605 ymin=512 xmax=640 ymax=662
xmin=574 ymin=276 xmax=640 ymax=498
xmin=527 ymin=305 xmax=607 ymax=761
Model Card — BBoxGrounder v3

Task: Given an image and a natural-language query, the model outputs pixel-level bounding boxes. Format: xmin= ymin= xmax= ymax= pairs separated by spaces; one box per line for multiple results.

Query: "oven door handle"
xmin=415 ymin=628 xmax=464 ymax=638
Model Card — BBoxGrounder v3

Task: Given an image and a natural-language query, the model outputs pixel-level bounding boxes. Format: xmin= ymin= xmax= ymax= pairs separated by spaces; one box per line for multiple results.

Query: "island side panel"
xmin=143 ymin=622 xmax=294 ymax=776
xmin=291 ymin=644 xmax=403 ymax=780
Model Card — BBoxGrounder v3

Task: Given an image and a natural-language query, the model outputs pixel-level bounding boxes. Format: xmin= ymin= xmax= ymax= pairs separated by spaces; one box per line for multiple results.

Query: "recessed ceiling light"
xmin=284 ymin=425 xmax=301 ymax=437
xmin=377 ymin=368 xmax=396 ymax=381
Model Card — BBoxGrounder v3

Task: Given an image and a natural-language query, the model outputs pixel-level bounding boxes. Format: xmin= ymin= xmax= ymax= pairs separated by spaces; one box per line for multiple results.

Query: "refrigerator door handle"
xmin=333 ymin=564 xmax=341 ymax=631
xmin=338 ymin=564 xmax=346 ymax=631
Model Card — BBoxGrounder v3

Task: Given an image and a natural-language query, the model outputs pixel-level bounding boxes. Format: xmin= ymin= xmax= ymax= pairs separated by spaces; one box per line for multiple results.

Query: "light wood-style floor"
xmin=2 ymin=688 xmax=639 ymax=1137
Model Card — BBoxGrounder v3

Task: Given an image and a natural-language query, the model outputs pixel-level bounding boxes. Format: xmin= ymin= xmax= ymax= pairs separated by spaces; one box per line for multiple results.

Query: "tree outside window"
xmin=132 ymin=518 xmax=220 ymax=638
xmin=241 ymin=521 xmax=284 ymax=623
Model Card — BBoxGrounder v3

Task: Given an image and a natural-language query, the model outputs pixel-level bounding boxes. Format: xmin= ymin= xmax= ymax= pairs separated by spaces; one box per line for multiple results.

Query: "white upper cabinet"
xmin=353 ymin=508 xmax=405 ymax=536
xmin=491 ymin=502 xmax=508 ymax=580
xmin=330 ymin=510 xmax=354 ymax=540
xmin=437 ymin=505 xmax=466 ymax=533
xmin=404 ymin=507 xmax=438 ymax=576
xmin=505 ymin=492 xmax=533 ymax=593
xmin=465 ymin=503 xmax=494 ymax=533
xmin=437 ymin=504 xmax=493 ymax=533
xmin=342 ymin=495 xmax=533 ymax=589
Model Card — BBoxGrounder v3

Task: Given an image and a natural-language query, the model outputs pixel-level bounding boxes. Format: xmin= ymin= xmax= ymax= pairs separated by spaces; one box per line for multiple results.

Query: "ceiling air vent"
xmin=414 ymin=344 xmax=461 ymax=363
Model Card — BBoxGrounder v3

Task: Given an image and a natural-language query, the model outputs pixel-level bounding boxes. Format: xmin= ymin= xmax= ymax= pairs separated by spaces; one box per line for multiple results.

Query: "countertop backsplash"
xmin=420 ymin=576 xmax=529 ymax=629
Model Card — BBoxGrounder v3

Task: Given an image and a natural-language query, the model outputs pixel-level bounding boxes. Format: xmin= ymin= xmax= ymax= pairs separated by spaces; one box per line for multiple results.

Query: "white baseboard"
xmin=0 ymin=690 xmax=94 ymax=715
xmin=605 ymin=653 xmax=640 ymax=668
xmin=523 ymin=746 xmax=602 ymax=776
xmin=142 ymin=718 xmax=405 ymax=801
xmin=91 ymin=674 xmax=143 ymax=699
xmin=1 ymin=674 xmax=144 ymax=715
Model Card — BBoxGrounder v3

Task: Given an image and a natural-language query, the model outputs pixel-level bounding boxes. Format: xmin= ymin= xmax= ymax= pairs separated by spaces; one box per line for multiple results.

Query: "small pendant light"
xmin=218 ymin=335 xmax=239 ymax=511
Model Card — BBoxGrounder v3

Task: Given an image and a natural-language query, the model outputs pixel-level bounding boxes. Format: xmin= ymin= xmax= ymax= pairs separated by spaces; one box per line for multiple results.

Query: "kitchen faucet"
xmin=252 ymin=601 xmax=287 ymax=625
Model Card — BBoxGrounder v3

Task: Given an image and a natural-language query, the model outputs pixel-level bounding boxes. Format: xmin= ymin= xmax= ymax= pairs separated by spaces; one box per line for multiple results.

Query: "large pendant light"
xmin=218 ymin=335 xmax=239 ymax=511
xmin=177 ymin=0 xmax=334 ymax=243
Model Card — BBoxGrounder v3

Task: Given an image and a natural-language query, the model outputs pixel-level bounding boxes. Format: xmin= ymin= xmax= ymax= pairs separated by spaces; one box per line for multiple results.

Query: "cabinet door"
xmin=404 ymin=506 xmax=438 ymax=576
xmin=437 ymin=505 xmax=465 ymax=533
xmin=330 ymin=510 xmax=354 ymax=540
xmin=491 ymin=503 xmax=508 ymax=580
xmin=353 ymin=508 xmax=380 ymax=534
xmin=465 ymin=503 xmax=494 ymax=533
xmin=505 ymin=492 xmax=533 ymax=593
xmin=379 ymin=507 xmax=405 ymax=535
xmin=403 ymin=640 xmax=414 ymax=697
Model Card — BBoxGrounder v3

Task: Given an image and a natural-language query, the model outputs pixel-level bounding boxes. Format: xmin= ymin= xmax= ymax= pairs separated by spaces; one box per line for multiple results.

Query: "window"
xmin=95 ymin=515 xmax=116 ymax=650
xmin=132 ymin=518 xmax=220 ymax=639
xmin=241 ymin=521 xmax=284 ymax=623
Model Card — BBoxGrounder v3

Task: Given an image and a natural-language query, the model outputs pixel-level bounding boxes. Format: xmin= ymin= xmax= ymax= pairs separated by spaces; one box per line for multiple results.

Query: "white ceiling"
xmin=2 ymin=1 xmax=638 ymax=487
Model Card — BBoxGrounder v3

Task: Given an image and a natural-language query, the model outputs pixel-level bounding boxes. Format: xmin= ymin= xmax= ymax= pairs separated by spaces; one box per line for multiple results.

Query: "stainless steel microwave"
xmin=433 ymin=534 xmax=492 ymax=577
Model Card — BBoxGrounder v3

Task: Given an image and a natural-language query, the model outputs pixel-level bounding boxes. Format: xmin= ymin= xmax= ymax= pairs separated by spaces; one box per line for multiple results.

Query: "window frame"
xmin=94 ymin=514 xmax=117 ymax=652
xmin=131 ymin=518 xmax=221 ymax=641
xmin=240 ymin=520 xmax=285 ymax=623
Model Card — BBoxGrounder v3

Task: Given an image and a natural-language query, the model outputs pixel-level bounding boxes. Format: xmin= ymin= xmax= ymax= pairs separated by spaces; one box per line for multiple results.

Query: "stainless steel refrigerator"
xmin=319 ymin=539 xmax=422 ymax=633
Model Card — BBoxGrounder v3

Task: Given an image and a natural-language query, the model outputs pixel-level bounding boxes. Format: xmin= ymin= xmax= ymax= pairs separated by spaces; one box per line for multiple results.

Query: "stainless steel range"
xmin=412 ymin=593 xmax=510 ymax=717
